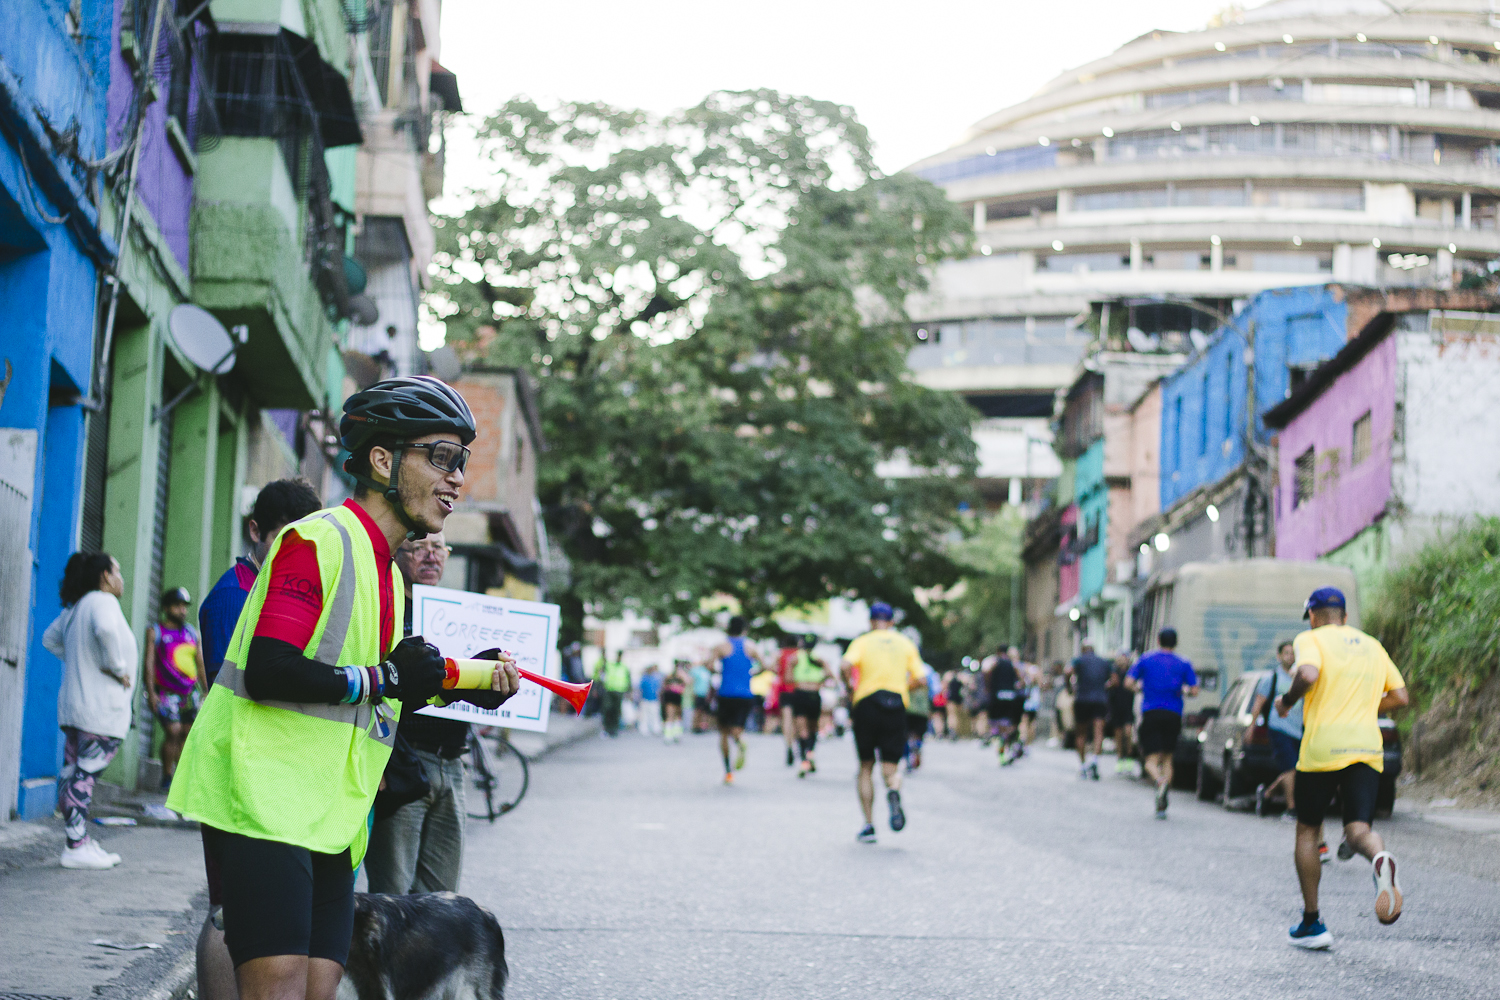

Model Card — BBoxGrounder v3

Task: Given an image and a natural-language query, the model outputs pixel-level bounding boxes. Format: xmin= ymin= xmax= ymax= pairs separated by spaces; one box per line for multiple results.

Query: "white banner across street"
xmin=410 ymin=584 xmax=561 ymax=733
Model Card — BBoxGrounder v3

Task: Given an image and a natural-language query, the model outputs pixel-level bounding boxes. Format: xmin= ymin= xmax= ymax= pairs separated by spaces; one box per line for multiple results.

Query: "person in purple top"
xmin=198 ymin=478 xmax=322 ymax=682
xmin=1128 ymin=628 xmax=1200 ymax=819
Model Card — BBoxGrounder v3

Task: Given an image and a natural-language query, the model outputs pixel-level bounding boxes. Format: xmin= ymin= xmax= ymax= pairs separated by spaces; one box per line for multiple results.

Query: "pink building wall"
xmin=1274 ymin=334 xmax=1397 ymax=560
xmin=1058 ymin=504 xmax=1080 ymax=604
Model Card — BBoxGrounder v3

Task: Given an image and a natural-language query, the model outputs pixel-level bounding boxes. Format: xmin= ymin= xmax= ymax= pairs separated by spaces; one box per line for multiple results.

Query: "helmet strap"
xmin=348 ymin=443 xmax=428 ymax=542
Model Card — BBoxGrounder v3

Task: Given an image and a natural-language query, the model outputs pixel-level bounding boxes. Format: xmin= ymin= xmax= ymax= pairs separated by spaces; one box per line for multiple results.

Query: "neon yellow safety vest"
xmin=166 ymin=504 xmax=403 ymax=865
xmin=600 ymin=659 xmax=631 ymax=693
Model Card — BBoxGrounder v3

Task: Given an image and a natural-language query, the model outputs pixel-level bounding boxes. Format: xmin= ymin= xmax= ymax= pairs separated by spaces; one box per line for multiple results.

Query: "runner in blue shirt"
xmin=705 ymin=616 xmax=761 ymax=784
xmin=1127 ymin=628 xmax=1199 ymax=819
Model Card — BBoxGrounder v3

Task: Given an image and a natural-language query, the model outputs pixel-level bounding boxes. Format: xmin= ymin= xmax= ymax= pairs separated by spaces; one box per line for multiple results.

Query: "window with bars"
xmin=1352 ymin=411 xmax=1372 ymax=466
xmin=1293 ymin=446 xmax=1316 ymax=508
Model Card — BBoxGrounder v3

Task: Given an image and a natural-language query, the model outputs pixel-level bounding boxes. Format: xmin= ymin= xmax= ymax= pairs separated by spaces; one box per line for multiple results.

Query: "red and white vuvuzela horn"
xmin=443 ymin=657 xmax=593 ymax=715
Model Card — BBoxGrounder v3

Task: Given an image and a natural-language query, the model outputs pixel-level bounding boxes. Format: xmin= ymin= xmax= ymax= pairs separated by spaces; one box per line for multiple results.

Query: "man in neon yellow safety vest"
xmin=168 ymin=376 xmax=521 ymax=1000
xmin=595 ymin=652 xmax=631 ymax=736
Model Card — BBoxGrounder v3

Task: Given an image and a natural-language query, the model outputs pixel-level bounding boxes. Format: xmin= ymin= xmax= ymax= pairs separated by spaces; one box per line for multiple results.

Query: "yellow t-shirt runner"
xmin=1293 ymin=624 xmax=1404 ymax=773
xmin=844 ymin=629 xmax=923 ymax=706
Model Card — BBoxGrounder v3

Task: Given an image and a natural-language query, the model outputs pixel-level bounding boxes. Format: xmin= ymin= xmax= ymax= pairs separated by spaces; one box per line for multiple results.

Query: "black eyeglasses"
xmin=406 ymin=441 xmax=470 ymax=474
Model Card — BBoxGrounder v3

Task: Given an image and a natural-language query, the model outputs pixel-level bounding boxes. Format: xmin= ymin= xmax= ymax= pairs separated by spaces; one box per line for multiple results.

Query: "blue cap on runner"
xmin=869 ymin=601 xmax=894 ymax=621
xmin=1303 ymin=587 xmax=1346 ymax=619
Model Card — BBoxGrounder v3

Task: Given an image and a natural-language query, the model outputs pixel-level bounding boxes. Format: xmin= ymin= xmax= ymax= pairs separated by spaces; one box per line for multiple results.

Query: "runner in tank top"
xmin=705 ymin=617 xmax=761 ymax=784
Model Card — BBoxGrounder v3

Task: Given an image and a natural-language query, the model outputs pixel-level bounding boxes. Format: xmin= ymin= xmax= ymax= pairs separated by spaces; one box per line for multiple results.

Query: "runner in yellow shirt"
xmin=839 ymin=602 xmax=924 ymax=844
xmin=1276 ymin=587 xmax=1408 ymax=950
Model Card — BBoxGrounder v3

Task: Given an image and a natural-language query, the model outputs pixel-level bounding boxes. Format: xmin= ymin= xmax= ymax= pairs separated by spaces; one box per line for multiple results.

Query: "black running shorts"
xmin=1294 ymin=763 xmax=1381 ymax=829
xmin=990 ymin=695 xmax=1024 ymax=726
xmin=201 ymin=825 xmax=355 ymax=967
xmin=716 ymin=695 xmax=755 ymax=730
xmin=787 ymin=689 xmax=822 ymax=723
xmin=1137 ymin=709 xmax=1183 ymax=756
xmin=1073 ymin=700 xmax=1108 ymax=726
xmin=852 ymin=693 xmax=908 ymax=763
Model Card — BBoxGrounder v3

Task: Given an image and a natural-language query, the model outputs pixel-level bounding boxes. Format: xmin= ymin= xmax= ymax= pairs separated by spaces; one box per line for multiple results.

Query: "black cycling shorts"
xmin=853 ymin=693 xmax=908 ymax=763
xmin=716 ymin=695 xmax=755 ymax=730
xmin=1137 ymin=709 xmax=1182 ymax=756
xmin=787 ymin=689 xmax=822 ymax=723
xmin=201 ymin=825 xmax=355 ymax=967
xmin=1295 ymin=763 xmax=1381 ymax=829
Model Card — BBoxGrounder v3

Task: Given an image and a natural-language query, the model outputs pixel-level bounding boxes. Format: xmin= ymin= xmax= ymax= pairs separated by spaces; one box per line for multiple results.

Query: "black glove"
xmin=383 ymin=636 xmax=447 ymax=703
xmin=445 ymin=647 xmax=518 ymax=710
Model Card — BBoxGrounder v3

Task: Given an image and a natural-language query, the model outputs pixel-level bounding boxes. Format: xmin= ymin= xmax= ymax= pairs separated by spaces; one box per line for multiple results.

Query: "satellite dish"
xmin=168 ymin=305 xmax=237 ymax=375
xmin=349 ymin=294 xmax=380 ymax=327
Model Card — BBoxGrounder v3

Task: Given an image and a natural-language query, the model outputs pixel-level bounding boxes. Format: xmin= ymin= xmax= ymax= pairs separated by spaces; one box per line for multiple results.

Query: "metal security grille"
xmin=148 ymin=407 xmax=174 ymax=608
xmin=79 ymin=403 xmax=110 ymax=554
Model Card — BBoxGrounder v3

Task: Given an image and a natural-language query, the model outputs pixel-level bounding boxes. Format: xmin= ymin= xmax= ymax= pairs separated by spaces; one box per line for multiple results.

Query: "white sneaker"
xmin=61 ymin=839 xmax=120 ymax=870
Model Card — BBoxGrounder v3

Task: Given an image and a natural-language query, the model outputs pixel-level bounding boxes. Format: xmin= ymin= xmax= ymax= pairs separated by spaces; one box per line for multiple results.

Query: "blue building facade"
xmin=1159 ymin=286 xmax=1350 ymax=510
xmin=1 ymin=0 xmax=117 ymax=819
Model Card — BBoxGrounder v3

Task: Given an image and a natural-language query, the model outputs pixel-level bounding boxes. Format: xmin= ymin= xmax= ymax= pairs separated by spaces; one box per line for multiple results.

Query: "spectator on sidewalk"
xmin=194 ymin=478 xmax=321 ymax=1000
xmin=42 ymin=552 xmax=138 ymax=870
xmin=199 ymin=479 xmax=323 ymax=683
xmin=143 ymin=587 xmax=206 ymax=792
xmin=367 ymin=531 xmax=474 ymax=895
xmin=637 ymin=664 xmax=663 ymax=736
xmin=596 ymin=652 xmax=630 ymax=736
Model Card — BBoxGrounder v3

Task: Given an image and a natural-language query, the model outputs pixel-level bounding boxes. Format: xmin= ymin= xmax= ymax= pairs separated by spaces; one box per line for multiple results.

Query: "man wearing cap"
xmin=1127 ymin=628 xmax=1199 ymax=819
xmin=839 ymin=602 xmax=925 ymax=844
xmin=144 ymin=586 xmax=207 ymax=792
xmin=1277 ymin=587 xmax=1408 ymax=950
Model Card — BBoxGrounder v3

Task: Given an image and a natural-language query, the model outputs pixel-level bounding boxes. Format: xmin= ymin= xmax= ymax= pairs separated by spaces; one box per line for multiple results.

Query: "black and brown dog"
xmin=336 ymin=892 xmax=507 ymax=1000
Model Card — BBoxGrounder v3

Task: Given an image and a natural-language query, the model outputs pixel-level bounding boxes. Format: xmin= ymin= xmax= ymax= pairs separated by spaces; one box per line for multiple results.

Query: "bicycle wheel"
xmin=465 ymin=733 xmax=530 ymax=819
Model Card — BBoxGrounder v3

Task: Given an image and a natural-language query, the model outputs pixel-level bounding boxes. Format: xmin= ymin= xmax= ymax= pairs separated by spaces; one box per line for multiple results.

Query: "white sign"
xmin=410 ymin=584 xmax=561 ymax=733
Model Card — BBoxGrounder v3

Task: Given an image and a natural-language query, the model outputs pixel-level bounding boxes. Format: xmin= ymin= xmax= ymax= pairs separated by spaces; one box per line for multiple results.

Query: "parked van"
xmin=1136 ymin=559 xmax=1359 ymax=774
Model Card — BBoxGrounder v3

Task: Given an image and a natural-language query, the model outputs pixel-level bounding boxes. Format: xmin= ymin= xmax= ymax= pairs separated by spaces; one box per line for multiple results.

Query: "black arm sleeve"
xmin=244 ymin=636 xmax=352 ymax=704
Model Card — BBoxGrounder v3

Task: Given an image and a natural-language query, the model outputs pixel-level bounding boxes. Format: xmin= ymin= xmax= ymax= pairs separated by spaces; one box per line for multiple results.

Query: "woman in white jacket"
xmin=42 ymin=552 xmax=139 ymax=870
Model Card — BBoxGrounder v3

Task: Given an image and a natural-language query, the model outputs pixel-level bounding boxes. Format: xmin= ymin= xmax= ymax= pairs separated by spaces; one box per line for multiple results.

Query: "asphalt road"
xmin=463 ymin=728 xmax=1500 ymax=1000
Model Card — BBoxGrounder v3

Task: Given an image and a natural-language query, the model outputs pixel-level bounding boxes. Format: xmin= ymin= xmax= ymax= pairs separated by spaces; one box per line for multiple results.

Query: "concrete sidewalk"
xmin=0 ymin=710 xmax=596 ymax=1000
xmin=0 ymin=815 xmax=206 ymax=1000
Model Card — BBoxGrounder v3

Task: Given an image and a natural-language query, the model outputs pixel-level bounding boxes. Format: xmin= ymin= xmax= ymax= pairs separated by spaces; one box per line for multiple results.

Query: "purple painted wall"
xmin=1274 ymin=334 xmax=1398 ymax=560
xmin=106 ymin=0 xmax=195 ymax=273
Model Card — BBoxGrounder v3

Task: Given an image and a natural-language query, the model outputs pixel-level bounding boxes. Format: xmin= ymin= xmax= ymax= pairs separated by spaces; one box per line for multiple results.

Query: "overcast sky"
xmin=436 ymin=0 xmax=1232 ymax=190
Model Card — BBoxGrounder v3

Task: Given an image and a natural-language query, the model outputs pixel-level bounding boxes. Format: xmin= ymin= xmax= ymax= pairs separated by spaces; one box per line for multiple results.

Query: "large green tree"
xmin=429 ymin=91 xmax=977 ymax=635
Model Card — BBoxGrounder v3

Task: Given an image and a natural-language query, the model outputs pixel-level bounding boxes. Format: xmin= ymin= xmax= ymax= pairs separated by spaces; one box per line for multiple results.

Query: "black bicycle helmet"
xmin=340 ymin=375 xmax=477 ymax=540
xmin=339 ymin=375 xmax=477 ymax=453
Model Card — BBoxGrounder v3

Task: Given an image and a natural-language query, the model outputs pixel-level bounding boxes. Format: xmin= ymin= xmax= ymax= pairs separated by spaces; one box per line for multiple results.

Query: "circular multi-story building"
xmin=906 ymin=0 xmax=1500 ymax=391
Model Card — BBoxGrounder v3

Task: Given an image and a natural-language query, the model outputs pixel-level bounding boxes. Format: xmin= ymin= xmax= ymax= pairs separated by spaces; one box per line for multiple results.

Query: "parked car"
xmin=1195 ymin=670 xmax=1403 ymax=816
xmin=1195 ymin=671 xmax=1280 ymax=805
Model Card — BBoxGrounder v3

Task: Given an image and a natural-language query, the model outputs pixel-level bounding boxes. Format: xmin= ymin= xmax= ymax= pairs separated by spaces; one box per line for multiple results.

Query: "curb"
xmin=139 ymin=947 xmax=196 ymax=1000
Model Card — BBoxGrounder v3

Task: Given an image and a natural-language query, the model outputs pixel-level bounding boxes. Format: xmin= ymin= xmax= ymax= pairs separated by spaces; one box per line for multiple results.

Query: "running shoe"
xmin=734 ymin=739 xmax=747 ymax=771
xmin=1337 ymin=840 xmax=1355 ymax=861
xmin=856 ymin=824 xmax=877 ymax=844
xmin=1319 ymin=843 xmax=1331 ymax=864
xmin=1287 ymin=917 xmax=1333 ymax=950
xmin=1154 ymin=782 xmax=1169 ymax=816
xmin=887 ymin=789 xmax=906 ymax=832
xmin=1372 ymin=851 xmax=1403 ymax=924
